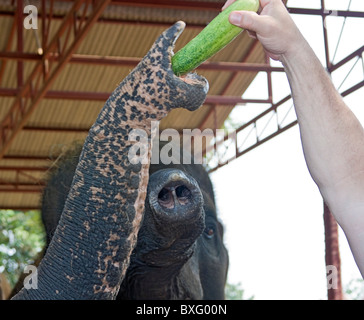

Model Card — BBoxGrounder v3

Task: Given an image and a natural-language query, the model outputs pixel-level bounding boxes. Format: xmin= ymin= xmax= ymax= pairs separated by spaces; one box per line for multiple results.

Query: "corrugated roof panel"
xmin=102 ymin=5 xmax=216 ymax=26
xmin=0 ymin=170 xmax=17 ymax=183
xmin=0 ymin=158 xmax=50 ymax=168
xmin=51 ymin=63 xmax=130 ymax=92
xmin=27 ymin=99 xmax=103 ymax=128
xmin=7 ymin=130 xmax=88 ymax=157
xmin=0 ymin=192 xmax=42 ymax=209
xmin=0 ymin=170 xmax=45 ymax=184
xmin=0 ymin=97 xmax=15 ymax=119
xmin=0 ymin=1 xmax=267 ymax=208
xmin=200 ymin=70 xmax=234 ymax=94
xmin=0 ymin=16 xmax=13 ymax=49
xmin=1 ymin=60 xmax=17 ymax=88
xmin=224 ymin=45 xmax=266 ymax=95
xmin=161 ymin=107 xmax=205 ymax=131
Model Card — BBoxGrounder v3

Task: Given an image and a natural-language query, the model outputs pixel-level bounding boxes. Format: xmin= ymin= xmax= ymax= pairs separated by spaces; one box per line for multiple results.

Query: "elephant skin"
xmin=12 ymin=21 xmax=227 ymax=300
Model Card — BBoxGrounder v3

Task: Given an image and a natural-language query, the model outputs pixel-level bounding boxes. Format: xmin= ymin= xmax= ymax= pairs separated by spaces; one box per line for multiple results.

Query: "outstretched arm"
xmin=225 ymin=0 xmax=364 ymax=277
xmin=12 ymin=22 xmax=208 ymax=300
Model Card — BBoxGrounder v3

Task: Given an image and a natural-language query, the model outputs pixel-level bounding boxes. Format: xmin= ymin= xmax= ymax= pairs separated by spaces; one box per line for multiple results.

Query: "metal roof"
xmin=0 ymin=0 xmax=268 ymax=210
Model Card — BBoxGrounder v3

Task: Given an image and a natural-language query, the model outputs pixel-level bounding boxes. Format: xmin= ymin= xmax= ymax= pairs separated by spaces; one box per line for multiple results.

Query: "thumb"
xmin=229 ymin=10 xmax=263 ymax=34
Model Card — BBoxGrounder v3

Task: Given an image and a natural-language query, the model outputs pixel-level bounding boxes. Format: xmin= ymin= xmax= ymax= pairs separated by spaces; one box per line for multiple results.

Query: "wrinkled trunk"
xmin=117 ymin=168 xmax=205 ymax=300
xmin=118 ymin=247 xmax=204 ymax=300
xmin=12 ymin=21 xmax=207 ymax=300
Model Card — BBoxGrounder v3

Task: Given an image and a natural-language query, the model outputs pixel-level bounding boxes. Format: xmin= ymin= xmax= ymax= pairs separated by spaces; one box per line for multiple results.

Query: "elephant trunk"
xmin=12 ymin=21 xmax=207 ymax=300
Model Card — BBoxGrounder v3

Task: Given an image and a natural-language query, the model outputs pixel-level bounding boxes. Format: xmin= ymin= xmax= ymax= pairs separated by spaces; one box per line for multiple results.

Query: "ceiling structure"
xmin=0 ymin=0 xmax=269 ymax=210
xmin=0 ymin=0 xmax=363 ymax=212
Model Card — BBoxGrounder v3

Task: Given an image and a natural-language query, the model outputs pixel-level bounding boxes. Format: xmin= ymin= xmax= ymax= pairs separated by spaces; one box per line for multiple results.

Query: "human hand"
xmin=223 ymin=0 xmax=305 ymax=61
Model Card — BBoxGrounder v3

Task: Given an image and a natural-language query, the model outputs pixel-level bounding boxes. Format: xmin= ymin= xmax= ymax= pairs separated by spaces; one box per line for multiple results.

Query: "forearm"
xmin=282 ymin=38 xmax=364 ymax=276
xmin=225 ymin=0 xmax=364 ymax=278
xmin=281 ymin=39 xmax=364 ymax=213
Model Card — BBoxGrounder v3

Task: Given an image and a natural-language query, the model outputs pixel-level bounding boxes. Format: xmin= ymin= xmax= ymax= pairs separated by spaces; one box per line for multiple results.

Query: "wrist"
xmin=280 ymin=32 xmax=310 ymax=67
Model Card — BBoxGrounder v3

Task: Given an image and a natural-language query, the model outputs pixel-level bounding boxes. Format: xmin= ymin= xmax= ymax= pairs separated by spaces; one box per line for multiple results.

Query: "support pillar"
xmin=323 ymin=202 xmax=344 ymax=300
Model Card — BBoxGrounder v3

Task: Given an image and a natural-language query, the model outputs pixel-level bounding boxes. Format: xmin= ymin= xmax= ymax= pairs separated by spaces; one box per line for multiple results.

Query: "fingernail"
xmin=229 ymin=12 xmax=242 ymax=26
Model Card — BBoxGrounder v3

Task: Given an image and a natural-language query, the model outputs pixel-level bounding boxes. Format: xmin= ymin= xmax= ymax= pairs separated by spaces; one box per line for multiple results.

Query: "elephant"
xmin=11 ymin=21 xmax=228 ymax=300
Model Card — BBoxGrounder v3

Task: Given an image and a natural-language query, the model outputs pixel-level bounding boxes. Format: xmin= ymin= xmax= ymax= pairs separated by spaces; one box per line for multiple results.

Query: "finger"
xmin=260 ymin=0 xmax=275 ymax=7
xmin=229 ymin=10 xmax=270 ymax=36
xmin=247 ymin=30 xmax=257 ymax=39
xmin=257 ymin=5 xmax=263 ymax=14
xmin=221 ymin=0 xmax=235 ymax=11
xmin=224 ymin=0 xmax=272 ymax=12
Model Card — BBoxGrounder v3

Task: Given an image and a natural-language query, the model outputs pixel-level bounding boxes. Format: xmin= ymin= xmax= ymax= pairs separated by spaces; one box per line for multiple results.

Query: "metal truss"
xmin=0 ymin=1 xmax=362 ymax=161
xmin=0 ymin=1 xmax=362 ymax=203
xmin=205 ymin=4 xmax=364 ymax=174
xmin=0 ymin=0 xmax=111 ymax=159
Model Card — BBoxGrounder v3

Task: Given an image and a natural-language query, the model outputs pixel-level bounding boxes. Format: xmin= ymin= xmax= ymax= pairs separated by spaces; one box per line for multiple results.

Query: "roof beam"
xmin=45 ymin=91 xmax=272 ymax=105
xmin=288 ymin=7 xmax=364 ymax=18
xmin=0 ymin=0 xmax=111 ymax=160
xmin=1 ymin=4 xmax=362 ymax=26
xmin=0 ymin=206 xmax=41 ymax=211
xmin=16 ymin=0 xmax=24 ymax=88
xmin=198 ymin=39 xmax=260 ymax=131
xmin=22 ymin=126 xmax=90 ymax=133
xmin=0 ymin=181 xmax=45 ymax=187
xmin=110 ymin=0 xmax=223 ymax=10
xmin=0 ymin=52 xmax=285 ymax=72
xmin=0 ymin=88 xmax=272 ymax=105
xmin=0 ymin=12 xmax=17 ymax=85
xmin=28 ymin=0 xmax=224 ymax=11
xmin=3 ymin=155 xmax=52 ymax=160
xmin=0 ymin=188 xmax=43 ymax=193
xmin=0 ymin=11 xmax=207 ymax=28
xmin=0 ymin=166 xmax=49 ymax=171
xmin=0 ymin=0 xmax=224 ymax=28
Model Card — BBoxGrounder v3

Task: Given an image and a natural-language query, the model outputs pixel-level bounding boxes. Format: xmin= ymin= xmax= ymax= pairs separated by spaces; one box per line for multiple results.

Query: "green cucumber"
xmin=172 ymin=0 xmax=259 ymax=76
